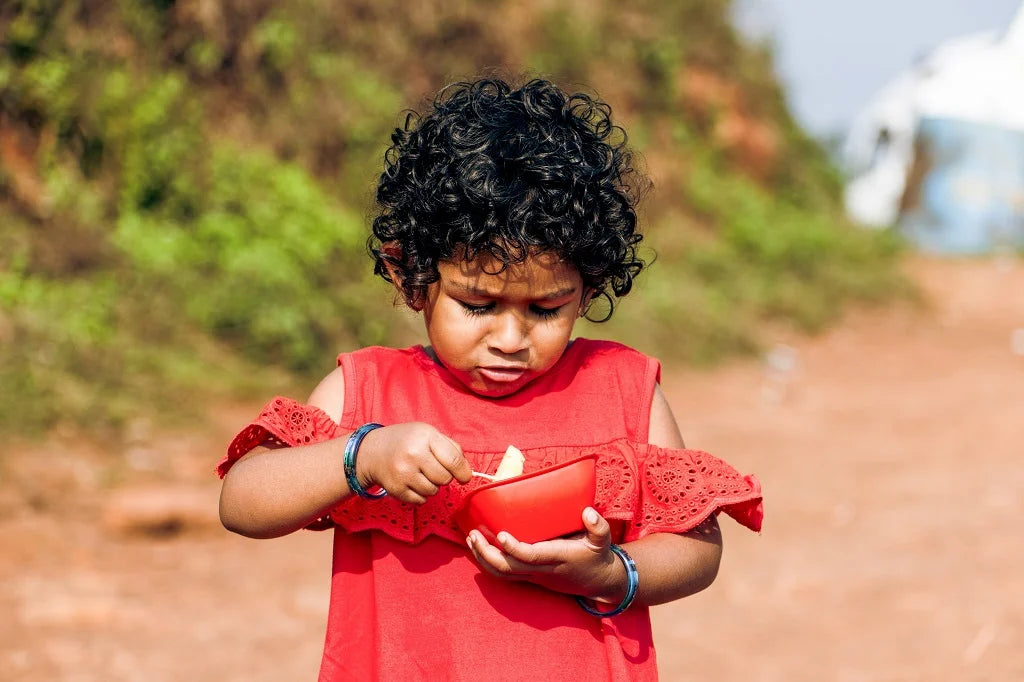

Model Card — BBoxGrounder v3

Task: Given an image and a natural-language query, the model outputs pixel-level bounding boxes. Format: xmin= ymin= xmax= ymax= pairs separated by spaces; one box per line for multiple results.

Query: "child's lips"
xmin=478 ymin=365 xmax=528 ymax=383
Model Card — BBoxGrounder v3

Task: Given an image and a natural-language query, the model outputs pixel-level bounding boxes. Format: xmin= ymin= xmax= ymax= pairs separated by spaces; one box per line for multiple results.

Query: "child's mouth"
xmin=478 ymin=366 xmax=527 ymax=383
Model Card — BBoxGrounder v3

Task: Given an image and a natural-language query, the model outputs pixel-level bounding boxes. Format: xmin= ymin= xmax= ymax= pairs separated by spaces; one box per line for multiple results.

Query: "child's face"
xmin=422 ymin=250 xmax=585 ymax=398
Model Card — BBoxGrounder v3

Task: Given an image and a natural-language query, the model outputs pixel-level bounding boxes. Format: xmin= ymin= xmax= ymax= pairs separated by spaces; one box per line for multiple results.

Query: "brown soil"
xmin=2 ymin=256 xmax=1022 ymax=681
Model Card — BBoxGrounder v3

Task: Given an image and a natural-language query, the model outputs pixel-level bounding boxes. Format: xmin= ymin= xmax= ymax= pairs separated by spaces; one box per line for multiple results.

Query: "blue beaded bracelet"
xmin=575 ymin=544 xmax=639 ymax=617
xmin=343 ymin=423 xmax=386 ymax=499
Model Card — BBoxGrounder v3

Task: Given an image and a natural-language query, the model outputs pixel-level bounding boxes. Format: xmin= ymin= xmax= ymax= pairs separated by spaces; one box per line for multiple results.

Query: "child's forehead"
xmin=437 ymin=250 xmax=581 ymax=297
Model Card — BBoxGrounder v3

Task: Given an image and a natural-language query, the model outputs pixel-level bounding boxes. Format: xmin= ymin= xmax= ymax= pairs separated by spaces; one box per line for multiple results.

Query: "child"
xmin=216 ymin=77 xmax=762 ymax=681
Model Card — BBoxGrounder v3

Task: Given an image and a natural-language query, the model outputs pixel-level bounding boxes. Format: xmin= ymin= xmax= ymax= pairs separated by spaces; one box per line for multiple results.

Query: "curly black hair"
xmin=369 ymin=77 xmax=648 ymax=321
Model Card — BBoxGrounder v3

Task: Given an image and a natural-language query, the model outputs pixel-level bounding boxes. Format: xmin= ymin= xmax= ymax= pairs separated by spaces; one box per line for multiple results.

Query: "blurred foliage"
xmin=0 ymin=0 xmax=907 ymax=439
xmin=582 ymin=151 xmax=906 ymax=363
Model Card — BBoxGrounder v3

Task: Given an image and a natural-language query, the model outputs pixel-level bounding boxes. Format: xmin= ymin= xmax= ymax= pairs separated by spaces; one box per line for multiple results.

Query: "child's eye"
xmin=530 ymin=304 xmax=563 ymax=319
xmin=459 ymin=301 xmax=494 ymax=316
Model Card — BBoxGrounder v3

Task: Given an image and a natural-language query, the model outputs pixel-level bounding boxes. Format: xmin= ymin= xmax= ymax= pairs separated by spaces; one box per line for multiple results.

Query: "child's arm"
xmin=619 ymin=384 xmax=724 ymax=604
xmin=219 ymin=368 xmax=473 ymax=539
xmin=465 ymin=385 xmax=724 ymax=607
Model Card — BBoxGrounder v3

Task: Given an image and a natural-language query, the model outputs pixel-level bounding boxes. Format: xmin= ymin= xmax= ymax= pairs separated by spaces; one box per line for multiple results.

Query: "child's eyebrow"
xmin=448 ymin=282 xmax=578 ymax=301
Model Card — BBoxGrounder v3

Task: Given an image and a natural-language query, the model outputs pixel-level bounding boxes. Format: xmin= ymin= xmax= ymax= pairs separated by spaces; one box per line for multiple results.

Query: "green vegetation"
xmin=586 ymin=148 xmax=906 ymax=363
xmin=0 ymin=0 xmax=907 ymax=439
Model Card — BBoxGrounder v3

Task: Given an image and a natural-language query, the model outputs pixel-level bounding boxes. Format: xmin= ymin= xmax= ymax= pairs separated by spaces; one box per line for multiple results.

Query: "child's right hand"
xmin=355 ymin=423 xmax=473 ymax=504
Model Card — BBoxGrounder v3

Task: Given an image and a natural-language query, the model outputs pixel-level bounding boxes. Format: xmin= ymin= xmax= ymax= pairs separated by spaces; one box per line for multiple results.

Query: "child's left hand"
xmin=465 ymin=507 xmax=625 ymax=602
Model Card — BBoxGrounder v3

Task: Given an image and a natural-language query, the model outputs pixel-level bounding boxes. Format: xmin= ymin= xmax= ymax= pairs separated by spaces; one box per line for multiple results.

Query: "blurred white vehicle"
xmin=842 ymin=3 xmax=1024 ymax=253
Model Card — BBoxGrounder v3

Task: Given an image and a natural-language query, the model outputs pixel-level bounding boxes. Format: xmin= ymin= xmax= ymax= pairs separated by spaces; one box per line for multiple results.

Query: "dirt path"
xmin=2 ymin=256 xmax=1022 ymax=681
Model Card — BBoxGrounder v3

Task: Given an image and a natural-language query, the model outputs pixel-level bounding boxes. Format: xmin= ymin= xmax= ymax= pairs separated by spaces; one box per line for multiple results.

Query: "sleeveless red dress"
xmin=218 ymin=339 xmax=762 ymax=681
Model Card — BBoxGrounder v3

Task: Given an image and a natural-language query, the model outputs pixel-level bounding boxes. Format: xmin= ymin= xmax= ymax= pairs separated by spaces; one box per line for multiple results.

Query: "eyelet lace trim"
xmin=217 ymin=397 xmax=763 ymax=544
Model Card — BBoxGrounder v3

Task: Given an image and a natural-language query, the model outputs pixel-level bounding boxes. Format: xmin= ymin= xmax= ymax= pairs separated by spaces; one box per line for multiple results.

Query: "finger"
xmin=395 ymin=487 xmax=427 ymax=505
xmin=406 ymin=474 xmax=439 ymax=499
xmin=496 ymin=532 xmax=561 ymax=566
xmin=471 ymin=532 xmax=531 ymax=577
xmin=417 ymin=455 xmax=455 ymax=487
xmin=467 ymin=532 xmax=504 ymax=575
xmin=433 ymin=433 xmax=473 ymax=484
xmin=466 ymin=532 xmax=513 ymax=578
xmin=465 ymin=533 xmax=493 ymax=572
xmin=581 ymin=507 xmax=612 ymax=552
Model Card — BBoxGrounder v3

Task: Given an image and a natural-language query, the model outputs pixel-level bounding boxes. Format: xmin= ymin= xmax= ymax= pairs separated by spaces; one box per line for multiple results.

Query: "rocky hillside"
xmin=0 ymin=0 xmax=905 ymax=437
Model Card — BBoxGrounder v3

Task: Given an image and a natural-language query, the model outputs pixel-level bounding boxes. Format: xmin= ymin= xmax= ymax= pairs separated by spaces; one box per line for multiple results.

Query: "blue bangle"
xmin=343 ymin=423 xmax=386 ymax=499
xmin=576 ymin=544 xmax=639 ymax=617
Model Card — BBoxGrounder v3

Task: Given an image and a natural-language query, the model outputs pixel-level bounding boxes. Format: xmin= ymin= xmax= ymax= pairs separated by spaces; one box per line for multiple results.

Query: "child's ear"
xmin=578 ymin=289 xmax=596 ymax=317
xmin=380 ymin=242 xmax=425 ymax=312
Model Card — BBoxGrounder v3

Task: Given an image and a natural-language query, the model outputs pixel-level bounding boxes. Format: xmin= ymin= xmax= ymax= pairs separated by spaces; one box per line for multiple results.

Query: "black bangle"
xmin=343 ymin=423 xmax=386 ymax=499
xmin=575 ymin=544 xmax=639 ymax=617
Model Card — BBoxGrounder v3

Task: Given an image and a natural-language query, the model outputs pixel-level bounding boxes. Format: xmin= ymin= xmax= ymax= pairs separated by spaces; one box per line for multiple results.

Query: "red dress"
xmin=218 ymin=339 xmax=762 ymax=681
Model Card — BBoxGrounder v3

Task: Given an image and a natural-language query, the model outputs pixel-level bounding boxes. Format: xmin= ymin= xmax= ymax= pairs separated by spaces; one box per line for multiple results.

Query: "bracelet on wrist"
xmin=343 ymin=423 xmax=387 ymax=500
xmin=575 ymin=543 xmax=638 ymax=618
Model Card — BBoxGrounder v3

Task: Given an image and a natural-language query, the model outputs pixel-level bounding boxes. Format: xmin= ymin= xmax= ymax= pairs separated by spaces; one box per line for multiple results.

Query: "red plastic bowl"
xmin=454 ymin=454 xmax=597 ymax=544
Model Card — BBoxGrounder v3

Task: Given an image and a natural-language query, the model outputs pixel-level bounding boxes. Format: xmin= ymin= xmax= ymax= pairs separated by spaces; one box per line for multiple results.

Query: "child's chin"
xmin=466 ymin=377 xmax=531 ymax=398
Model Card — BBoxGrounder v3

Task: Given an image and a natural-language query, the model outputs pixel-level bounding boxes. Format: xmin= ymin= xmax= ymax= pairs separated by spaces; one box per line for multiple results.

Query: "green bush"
xmin=583 ymin=152 xmax=905 ymax=364
xmin=113 ymin=146 xmax=372 ymax=370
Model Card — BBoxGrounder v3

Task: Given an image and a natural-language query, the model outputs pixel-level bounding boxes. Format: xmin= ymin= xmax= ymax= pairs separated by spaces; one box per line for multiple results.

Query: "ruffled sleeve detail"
xmin=215 ymin=397 xmax=344 ymax=478
xmin=215 ymin=398 xmax=762 ymax=544
xmin=594 ymin=443 xmax=763 ymax=541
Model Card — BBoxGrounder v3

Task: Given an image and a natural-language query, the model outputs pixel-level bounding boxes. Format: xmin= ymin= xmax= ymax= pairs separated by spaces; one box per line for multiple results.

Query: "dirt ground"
xmin=1 ymin=255 xmax=1021 ymax=681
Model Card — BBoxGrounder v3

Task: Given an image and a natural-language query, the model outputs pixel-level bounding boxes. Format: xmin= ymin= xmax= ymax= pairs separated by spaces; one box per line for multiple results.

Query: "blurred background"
xmin=0 ymin=1 xmax=1021 ymax=680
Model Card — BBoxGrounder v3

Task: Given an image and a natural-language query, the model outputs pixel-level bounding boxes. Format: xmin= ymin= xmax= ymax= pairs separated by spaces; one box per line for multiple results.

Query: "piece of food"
xmin=493 ymin=445 xmax=525 ymax=480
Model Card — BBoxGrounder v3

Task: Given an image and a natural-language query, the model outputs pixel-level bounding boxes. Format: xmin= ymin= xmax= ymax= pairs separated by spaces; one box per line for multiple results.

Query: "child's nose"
xmin=487 ymin=311 xmax=529 ymax=354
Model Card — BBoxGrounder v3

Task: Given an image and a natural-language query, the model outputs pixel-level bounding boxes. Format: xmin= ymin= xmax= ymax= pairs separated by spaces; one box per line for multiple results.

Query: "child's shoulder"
xmin=566 ymin=338 xmax=661 ymax=385
xmin=335 ymin=344 xmax=425 ymax=367
xmin=570 ymin=337 xmax=655 ymax=363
